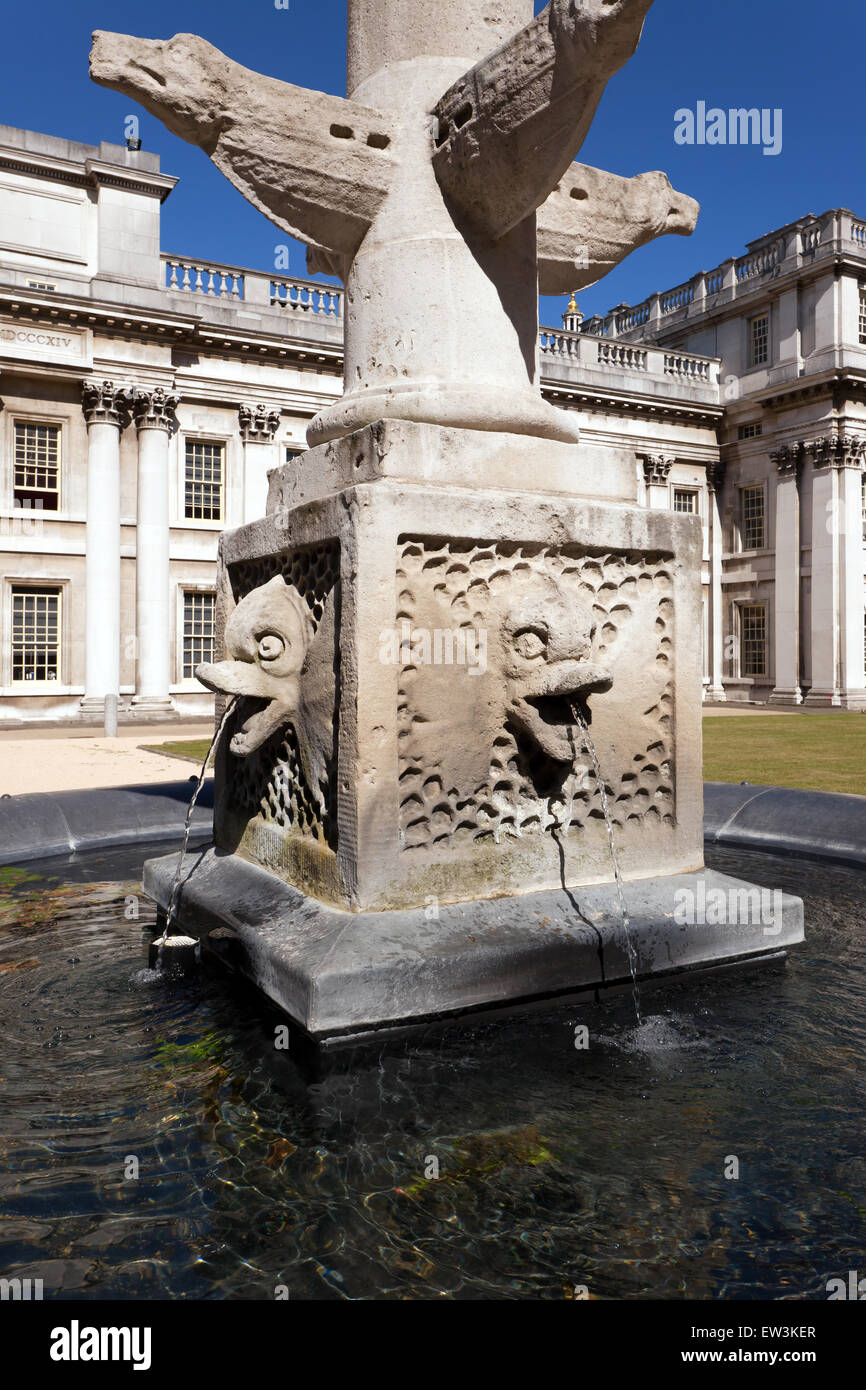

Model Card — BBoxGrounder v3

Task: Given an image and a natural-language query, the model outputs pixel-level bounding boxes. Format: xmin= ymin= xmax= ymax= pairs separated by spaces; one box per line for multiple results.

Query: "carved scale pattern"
xmin=396 ymin=538 xmax=676 ymax=850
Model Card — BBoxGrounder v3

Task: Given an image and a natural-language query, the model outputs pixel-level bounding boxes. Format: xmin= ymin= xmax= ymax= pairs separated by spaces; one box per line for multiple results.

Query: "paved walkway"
xmin=706 ymin=705 xmax=864 ymax=716
xmin=703 ymin=704 xmax=819 ymax=717
xmin=0 ymin=707 xmax=845 ymax=796
xmin=0 ymin=722 xmax=213 ymax=796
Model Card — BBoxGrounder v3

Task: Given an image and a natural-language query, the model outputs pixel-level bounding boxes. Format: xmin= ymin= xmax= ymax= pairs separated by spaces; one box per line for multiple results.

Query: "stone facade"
xmin=608 ymin=209 xmax=866 ymax=709
xmin=0 ymin=125 xmax=341 ymax=725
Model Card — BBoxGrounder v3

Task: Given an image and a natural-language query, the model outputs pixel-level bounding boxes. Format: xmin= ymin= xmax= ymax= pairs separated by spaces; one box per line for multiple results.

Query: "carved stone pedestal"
xmin=141 ymin=424 xmax=803 ymax=1037
xmin=192 ymin=423 xmax=704 ymax=914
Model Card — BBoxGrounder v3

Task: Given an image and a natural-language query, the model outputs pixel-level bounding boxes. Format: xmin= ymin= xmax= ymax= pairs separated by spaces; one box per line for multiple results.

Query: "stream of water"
xmin=158 ymin=698 xmax=237 ymax=948
xmin=571 ymin=705 xmax=643 ymax=1026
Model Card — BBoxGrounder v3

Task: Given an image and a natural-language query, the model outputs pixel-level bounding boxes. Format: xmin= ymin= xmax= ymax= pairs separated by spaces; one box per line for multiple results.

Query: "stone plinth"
xmin=267 ymin=419 xmax=637 ymax=510
xmin=143 ymin=848 xmax=804 ymax=1042
xmin=199 ymin=423 xmax=703 ymax=915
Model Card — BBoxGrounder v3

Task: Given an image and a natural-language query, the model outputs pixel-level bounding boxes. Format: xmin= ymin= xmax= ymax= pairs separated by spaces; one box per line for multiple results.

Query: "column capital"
xmin=641 ymin=454 xmax=674 ymax=487
xmin=807 ymin=432 xmax=866 ymax=470
xmin=81 ymin=379 xmax=132 ymax=429
xmin=132 ymin=385 xmax=180 ymax=432
xmin=706 ymin=459 xmax=726 ymax=494
xmin=239 ymin=403 xmax=281 ymax=443
xmin=769 ymin=441 xmax=805 ymax=476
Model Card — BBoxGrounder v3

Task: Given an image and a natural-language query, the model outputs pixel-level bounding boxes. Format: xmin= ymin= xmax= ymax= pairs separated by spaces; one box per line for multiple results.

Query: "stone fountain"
xmin=92 ymin=0 xmax=803 ymax=1043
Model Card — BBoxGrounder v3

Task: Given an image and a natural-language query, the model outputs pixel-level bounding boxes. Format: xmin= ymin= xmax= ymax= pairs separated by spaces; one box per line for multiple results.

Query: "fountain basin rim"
xmin=0 ymin=779 xmax=214 ymax=866
xmin=1 ymin=780 xmax=863 ymax=871
xmin=704 ymin=781 xmax=866 ymax=872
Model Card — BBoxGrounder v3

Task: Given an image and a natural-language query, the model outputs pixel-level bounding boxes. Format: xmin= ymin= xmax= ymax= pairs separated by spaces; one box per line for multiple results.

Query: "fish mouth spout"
xmin=194 ymin=660 xmax=297 ymax=756
xmin=511 ymin=660 xmax=613 ymax=763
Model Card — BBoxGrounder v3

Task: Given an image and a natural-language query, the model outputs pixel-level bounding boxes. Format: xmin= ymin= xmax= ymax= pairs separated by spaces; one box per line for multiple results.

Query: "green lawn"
xmin=141 ymin=739 xmax=214 ymax=766
xmin=702 ymin=713 xmax=866 ymax=796
xmin=145 ymin=712 xmax=866 ymax=797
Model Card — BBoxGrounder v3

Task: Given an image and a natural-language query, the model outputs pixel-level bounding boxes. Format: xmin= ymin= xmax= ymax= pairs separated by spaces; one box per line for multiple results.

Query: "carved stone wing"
xmin=90 ymin=30 xmax=396 ymax=262
xmin=431 ymin=0 xmax=655 ymax=241
xmin=537 ymin=163 xmax=699 ymax=295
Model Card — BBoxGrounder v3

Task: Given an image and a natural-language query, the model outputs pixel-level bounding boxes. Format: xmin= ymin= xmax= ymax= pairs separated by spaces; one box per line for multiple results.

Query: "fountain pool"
xmin=0 ymin=840 xmax=861 ymax=1300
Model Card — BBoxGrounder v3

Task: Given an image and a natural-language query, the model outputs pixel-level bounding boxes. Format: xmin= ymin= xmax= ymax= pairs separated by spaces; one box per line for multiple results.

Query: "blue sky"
xmin=3 ymin=0 xmax=863 ymax=327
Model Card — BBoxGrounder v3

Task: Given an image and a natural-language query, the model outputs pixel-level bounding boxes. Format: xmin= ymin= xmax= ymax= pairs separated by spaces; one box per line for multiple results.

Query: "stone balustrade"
xmin=270 ymin=278 xmax=343 ymax=316
xmin=735 ymin=238 xmax=785 ymax=283
xmin=800 ymin=221 xmax=822 ymax=254
xmin=539 ymin=327 xmax=718 ymax=388
xmin=660 ymin=281 xmax=695 ymax=313
xmin=538 ymin=327 xmax=581 ymax=360
xmin=596 ymin=340 xmax=648 ymax=371
xmin=159 ymin=260 xmax=718 ymax=386
xmin=592 ymin=208 xmax=866 ymax=339
xmin=164 ymin=257 xmax=244 ymax=298
xmin=162 ymin=256 xmax=346 ymax=320
xmin=664 ymin=351 xmax=712 ymax=383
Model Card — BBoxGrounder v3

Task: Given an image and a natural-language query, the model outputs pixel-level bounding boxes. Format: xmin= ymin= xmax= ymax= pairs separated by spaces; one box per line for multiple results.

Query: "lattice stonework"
xmin=395 ymin=538 xmax=676 ymax=852
xmin=225 ymin=544 xmax=340 ymax=849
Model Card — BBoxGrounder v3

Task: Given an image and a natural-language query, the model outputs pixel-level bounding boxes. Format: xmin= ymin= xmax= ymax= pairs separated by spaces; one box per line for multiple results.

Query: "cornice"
xmin=0 ymin=148 xmax=176 ymax=202
xmin=542 ymin=384 xmax=723 ymax=427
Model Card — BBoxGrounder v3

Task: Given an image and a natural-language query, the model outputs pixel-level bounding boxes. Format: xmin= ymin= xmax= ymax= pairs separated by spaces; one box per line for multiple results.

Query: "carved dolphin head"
xmin=493 ymin=570 xmax=613 ymax=764
xmin=195 ymin=575 xmax=314 ymax=756
xmin=90 ymin=31 xmax=229 ymax=148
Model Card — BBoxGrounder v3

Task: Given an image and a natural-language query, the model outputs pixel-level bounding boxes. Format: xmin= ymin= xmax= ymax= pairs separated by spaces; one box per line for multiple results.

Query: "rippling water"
xmin=0 ymin=843 xmax=862 ymax=1300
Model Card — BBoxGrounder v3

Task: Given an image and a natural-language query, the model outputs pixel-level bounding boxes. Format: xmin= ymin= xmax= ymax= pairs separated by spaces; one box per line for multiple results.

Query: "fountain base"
xmin=143 ymin=848 xmax=803 ymax=1044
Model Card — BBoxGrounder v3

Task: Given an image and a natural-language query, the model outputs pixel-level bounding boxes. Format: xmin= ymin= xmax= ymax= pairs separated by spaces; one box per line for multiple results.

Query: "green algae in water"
xmin=398 ymin=1124 xmax=554 ymax=1196
xmin=0 ymin=866 xmax=44 ymax=887
xmin=154 ymin=1032 xmax=225 ymax=1068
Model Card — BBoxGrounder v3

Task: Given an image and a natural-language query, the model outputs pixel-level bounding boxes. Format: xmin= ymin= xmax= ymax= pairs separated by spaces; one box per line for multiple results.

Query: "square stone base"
xmin=215 ymin=451 xmax=705 ymax=913
xmin=143 ymin=848 xmax=804 ymax=1044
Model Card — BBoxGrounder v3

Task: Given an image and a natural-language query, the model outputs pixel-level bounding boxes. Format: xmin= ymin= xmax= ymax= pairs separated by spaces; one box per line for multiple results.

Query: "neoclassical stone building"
xmin=605 ymin=210 xmax=866 ymax=708
xmin=0 ymin=123 xmax=861 ymax=723
xmin=0 ymin=126 xmax=341 ymax=724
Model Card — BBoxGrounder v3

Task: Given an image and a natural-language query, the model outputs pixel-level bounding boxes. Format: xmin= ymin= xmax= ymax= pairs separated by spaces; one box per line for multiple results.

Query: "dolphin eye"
xmin=257 ymin=634 xmax=286 ymax=662
xmin=513 ymin=627 xmax=547 ymax=661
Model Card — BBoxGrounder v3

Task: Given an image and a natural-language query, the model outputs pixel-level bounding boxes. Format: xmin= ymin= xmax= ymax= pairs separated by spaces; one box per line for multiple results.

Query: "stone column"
xmin=838 ymin=439 xmax=866 ymax=705
xmin=131 ymin=387 xmax=179 ymax=710
xmin=769 ymin=443 xmax=803 ymax=705
xmin=239 ymin=404 xmax=281 ymax=523
xmin=80 ymin=380 xmax=130 ymax=713
xmin=705 ymin=459 xmax=726 ymax=701
xmin=804 ymin=433 xmax=866 ymax=707
xmin=642 ymin=455 xmax=673 ymax=509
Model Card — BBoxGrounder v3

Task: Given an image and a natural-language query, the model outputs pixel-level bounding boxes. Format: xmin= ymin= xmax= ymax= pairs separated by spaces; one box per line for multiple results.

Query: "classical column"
xmin=131 ymin=387 xmax=179 ymax=710
xmin=80 ymin=380 xmax=130 ymax=712
xmin=239 ymin=404 xmax=281 ymax=522
xmin=804 ymin=433 xmax=866 ymax=707
xmin=769 ymin=442 xmax=804 ymax=705
xmin=705 ymin=459 xmax=727 ymax=701
xmin=642 ymin=455 xmax=673 ymax=509
xmin=837 ymin=437 xmax=866 ymax=705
